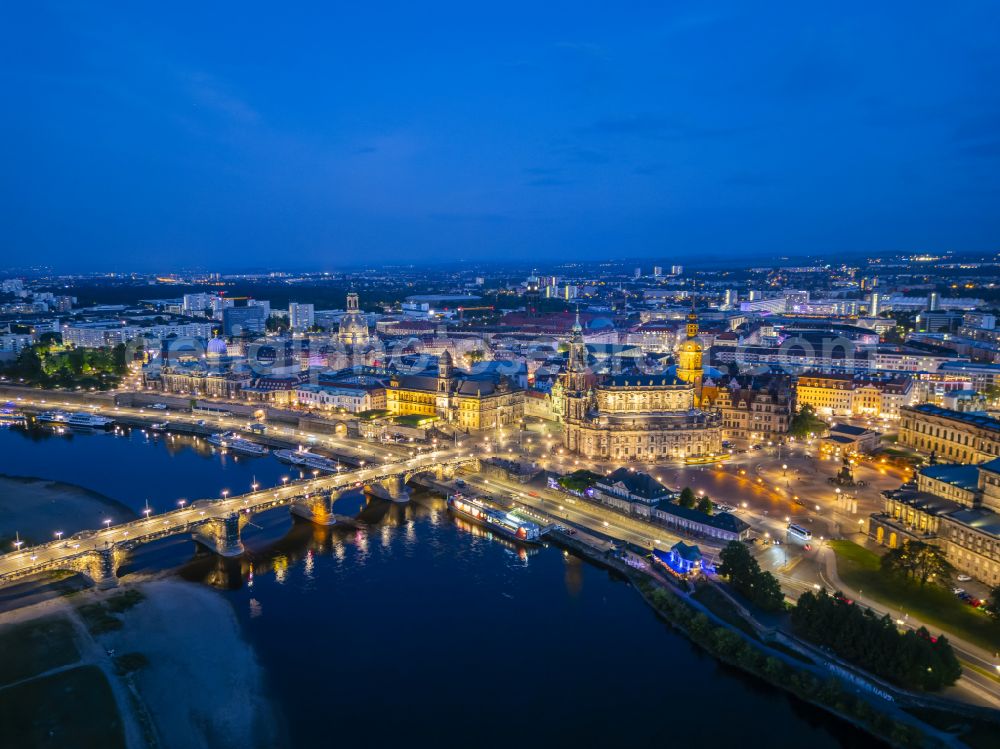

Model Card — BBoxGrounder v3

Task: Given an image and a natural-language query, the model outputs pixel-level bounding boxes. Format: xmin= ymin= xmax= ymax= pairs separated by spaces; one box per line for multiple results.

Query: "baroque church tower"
xmin=675 ymin=297 xmax=704 ymax=405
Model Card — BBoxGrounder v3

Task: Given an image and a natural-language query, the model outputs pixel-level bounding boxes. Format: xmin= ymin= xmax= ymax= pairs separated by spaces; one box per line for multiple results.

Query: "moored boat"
xmin=65 ymin=412 xmax=114 ymax=429
xmin=274 ymin=446 xmax=340 ymax=472
xmin=207 ymin=432 xmax=269 ymax=456
xmin=447 ymin=493 xmax=541 ymax=544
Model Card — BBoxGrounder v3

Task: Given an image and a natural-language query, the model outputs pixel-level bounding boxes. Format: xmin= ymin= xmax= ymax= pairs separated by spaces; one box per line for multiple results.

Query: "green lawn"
xmin=0 ymin=615 xmax=80 ymax=686
xmin=829 ymin=540 xmax=1000 ymax=652
xmin=0 ymin=666 xmax=125 ymax=749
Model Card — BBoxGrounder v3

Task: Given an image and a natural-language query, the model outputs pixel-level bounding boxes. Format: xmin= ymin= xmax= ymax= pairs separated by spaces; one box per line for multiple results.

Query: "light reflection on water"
xmin=0 ymin=425 xmax=881 ymax=749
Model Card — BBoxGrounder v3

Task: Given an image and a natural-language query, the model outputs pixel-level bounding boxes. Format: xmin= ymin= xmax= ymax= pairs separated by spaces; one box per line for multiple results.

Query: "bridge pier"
xmin=193 ymin=511 xmax=246 ymax=557
xmin=290 ymin=491 xmax=340 ymax=525
xmin=86 ymin=546 xmax=120 ymax=590
xmin=365 ymin=473 xmax=410 ymax=503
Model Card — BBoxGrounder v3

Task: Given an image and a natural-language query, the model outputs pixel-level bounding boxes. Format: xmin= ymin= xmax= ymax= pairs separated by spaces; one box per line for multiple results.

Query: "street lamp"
xmin=103 ymin=518 xmax=112 ymax=530
xmin=55 ymin=531 xmax=63 ymax=541
xmin=221 ymin=489 xmax=229 ymax=500
xmin=178 ymin=499 xmax=187 ymax=509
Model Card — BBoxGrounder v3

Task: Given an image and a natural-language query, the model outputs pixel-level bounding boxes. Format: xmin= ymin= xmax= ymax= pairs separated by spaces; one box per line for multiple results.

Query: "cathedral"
xmin=561 ymin=308 xmax=722 ymax=462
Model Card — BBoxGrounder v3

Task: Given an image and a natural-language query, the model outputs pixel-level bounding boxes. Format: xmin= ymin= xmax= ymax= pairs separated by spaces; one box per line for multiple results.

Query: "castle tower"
xmin=436 ymin=350 xmax=453 ymax=420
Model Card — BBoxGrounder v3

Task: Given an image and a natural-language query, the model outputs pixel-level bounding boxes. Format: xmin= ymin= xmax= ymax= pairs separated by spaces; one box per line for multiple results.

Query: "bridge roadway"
xmin=0 ymin=452 xmax=477 ymax=586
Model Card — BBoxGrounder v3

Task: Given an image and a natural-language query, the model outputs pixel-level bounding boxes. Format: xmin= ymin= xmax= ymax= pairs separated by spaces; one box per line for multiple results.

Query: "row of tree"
xmin=791 ymin=589 xmax=962 ymax=691
xmin=717 ymin=541 xmax=785 ymax=612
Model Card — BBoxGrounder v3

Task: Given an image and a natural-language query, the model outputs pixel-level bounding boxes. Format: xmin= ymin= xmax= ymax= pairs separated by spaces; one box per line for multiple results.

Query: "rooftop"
xmin=905 ymin=404 xmax=1000 ymax=432
xmin=598 ymin=468 xmax=672 ymax=500
xmin=919 ymin=463 xmax=980 ymax=491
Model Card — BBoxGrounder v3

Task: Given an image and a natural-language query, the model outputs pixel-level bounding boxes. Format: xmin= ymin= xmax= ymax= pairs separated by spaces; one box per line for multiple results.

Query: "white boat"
xmin=0 ymin=403 xmax=27 ymax=426
xmin=207 ymin=432 xmax=269 ymax=456
xmin=65 ymin=412 xmax=114 ymax=429
xmin=274 ymin=447 xmax=340 ymax=473
xmin=37 ymin=410 xmax=70 ymax=424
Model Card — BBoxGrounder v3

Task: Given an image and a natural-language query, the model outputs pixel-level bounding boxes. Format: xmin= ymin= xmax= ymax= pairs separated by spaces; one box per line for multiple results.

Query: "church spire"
xmin=686 ymin=295 xmax=699 ymax=339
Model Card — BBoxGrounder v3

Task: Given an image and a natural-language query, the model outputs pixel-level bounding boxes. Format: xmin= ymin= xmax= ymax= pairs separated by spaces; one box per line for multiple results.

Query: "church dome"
xmin=206 ymin=337 xmax=227 ymax=356
xmin=338 ymin=292 xmax=370 ymax=346
xmin=338 ymin=314 xmax=370 ymax=345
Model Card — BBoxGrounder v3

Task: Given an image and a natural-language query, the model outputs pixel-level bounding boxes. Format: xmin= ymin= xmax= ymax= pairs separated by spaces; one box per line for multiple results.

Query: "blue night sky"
xmin=2 ymin=2 xmax=999 ymax=270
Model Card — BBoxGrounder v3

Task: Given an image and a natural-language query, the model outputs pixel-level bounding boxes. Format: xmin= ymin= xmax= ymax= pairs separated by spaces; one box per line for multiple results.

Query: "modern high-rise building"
xmin=723 ymin=289 xmax=739 ymax=309
xmin=222 ymin=305 xmax=266 ymax=336
xmin=670 ymin=265 xmax=683 ymax=276
xmin=870 ymin=292 xmax=881 ymax=317
xmin=928 ymin=292 xmax=940 ymax=311
xmin=183 ymin=293 xmax=213 ymax=314
xmin=211 ymin=295 xmax=235 ymax=320
xmin=634 ymin=267 xmax=642 ymax=279
xmin=288 ymin=302 xmax=315 ymax=331
xmin=653 ymin=266 xmax=663 ymax=277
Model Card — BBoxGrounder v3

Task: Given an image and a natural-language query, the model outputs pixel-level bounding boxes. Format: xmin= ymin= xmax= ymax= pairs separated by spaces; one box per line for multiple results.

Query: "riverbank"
xmin=0 ymin=473 xmax=136 ymax=544
xmin=103 ymin=578 xmax=285 ymax=749
xmin=0 ymin=577 xmax=285 ymax=749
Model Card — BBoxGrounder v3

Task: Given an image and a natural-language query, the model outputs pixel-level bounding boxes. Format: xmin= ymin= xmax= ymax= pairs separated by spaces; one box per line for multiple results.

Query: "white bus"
xmin=787 ymin=523 xmax=812 ymax=541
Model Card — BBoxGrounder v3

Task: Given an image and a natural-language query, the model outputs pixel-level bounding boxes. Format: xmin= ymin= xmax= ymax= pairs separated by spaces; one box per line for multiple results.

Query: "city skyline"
xmin=3 ymin=2 xmax=1000 ymax=270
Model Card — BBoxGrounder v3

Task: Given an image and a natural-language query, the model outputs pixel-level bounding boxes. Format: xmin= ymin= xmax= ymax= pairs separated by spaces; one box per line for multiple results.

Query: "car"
xmin=953 ymin=587 xmax=965 ymax=596
xmin=455 ymin=479 xmax=466 ymax=487
xmin=151 ymin=403 xmax=167 ymax=410
xmin=968 ymin=598 xmax=982 ymax=607
xmin=956 ymin=574 xmax=972 ymax=582
xmin=803 ymin=544 xmax=812 ymax=551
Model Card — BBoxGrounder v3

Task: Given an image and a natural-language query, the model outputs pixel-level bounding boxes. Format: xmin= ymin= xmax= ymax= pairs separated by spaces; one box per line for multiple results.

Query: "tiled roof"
xmin=599 ymin=468 xmax=671 ymax=499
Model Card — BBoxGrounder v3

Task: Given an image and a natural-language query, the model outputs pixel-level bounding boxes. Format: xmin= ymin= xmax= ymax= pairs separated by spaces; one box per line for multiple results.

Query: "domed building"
xmin=206 ymin=335 xmax=228 ymax=358
xmin=338 ymin=292 xmax=370 ymax=347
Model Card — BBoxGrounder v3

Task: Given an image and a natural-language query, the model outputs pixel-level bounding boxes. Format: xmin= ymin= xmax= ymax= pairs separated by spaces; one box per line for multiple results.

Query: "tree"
xmin=678 ymin=487 xmax=696 ymax=509
xmin=789 ymin=404 xmax=827 ymax=438
xmin=718 ymin=541 xmax=757 ymax=588
xmin=790 ymin=589 xmax=962 ymax=691
xmin=880 ymin=541 xmax=952 ymax=587
xmin=718 ymin=541 xmax=784 ymax=612
xmin=265 ymin=314 xmax=289 ymax=334
xmin=984 ymin=587 xmax=1000 ymax=620
xmin=696 ymin=496 xmax=714 ymax=515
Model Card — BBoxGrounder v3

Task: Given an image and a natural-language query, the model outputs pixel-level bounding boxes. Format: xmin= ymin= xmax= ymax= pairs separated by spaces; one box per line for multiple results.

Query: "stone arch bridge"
xmin=0 ymin=454 xmax=478 ymax=589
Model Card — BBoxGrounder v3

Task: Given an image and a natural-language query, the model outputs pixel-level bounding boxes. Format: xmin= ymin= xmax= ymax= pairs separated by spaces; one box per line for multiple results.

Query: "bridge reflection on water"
xmin=118 ymin=491 xmax=538 ymax=592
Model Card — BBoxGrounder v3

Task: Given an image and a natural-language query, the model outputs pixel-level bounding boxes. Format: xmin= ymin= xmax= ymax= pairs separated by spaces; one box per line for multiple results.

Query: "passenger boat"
xmin=65 ymin=412 xmax=114 ymax=429
xmin=207 ymin=432 xmax=269 ymax=456
xmin=274 ymin=447 xmax=340 ymax=472
xmin=37 ymin=410 xmax=70 ymax=424
xmin=0 ymin=403 xmax=27 ymax=426
xmin=447 ymin=494 xmax=542 ymax=544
